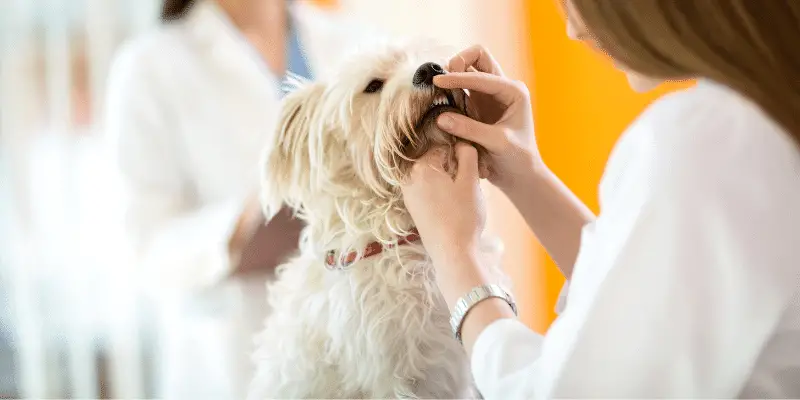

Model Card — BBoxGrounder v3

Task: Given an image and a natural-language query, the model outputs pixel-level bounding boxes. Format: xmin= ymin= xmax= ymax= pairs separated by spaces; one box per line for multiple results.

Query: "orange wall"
xmin=309 ymin=0 xmax=338 ymax=8
xmin=523 ymin=0 xmax=690 ymax=332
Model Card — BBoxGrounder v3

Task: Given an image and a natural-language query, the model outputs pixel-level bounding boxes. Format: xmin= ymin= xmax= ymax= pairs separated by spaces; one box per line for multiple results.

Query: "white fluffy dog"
xmin=248 ymin=41 xmax=507 ymax=399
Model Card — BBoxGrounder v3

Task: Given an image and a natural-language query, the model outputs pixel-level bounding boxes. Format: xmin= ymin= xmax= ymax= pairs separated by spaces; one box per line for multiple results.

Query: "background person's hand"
xmin=228 ymin=194 xmax=265 ymax=261
xmin=228 ymin=195 xmax=303 ymax=278
xmin=401 ymin=143 xmax=487 ymax=270
xmin=233 ymin=206 xmax=303 ymax=278
xmin=435 ymin=45 xmax=542 ymax=191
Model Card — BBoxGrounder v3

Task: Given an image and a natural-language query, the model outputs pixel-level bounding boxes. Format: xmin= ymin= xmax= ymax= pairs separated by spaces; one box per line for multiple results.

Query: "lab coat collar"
xmin=183 ymin=0 xmax=375 ymax=92
xmin=184 ymin=0 xmax=320 ymax=95
xmin=185 ymin=0 xmax=276 ymax=79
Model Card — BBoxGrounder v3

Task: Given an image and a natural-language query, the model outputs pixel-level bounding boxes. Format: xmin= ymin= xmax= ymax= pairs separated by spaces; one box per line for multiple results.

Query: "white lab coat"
xmin=103 ymin=2 xmax=376 ymax=398
xmin=470 ymin=80 xmax=800 ymax=398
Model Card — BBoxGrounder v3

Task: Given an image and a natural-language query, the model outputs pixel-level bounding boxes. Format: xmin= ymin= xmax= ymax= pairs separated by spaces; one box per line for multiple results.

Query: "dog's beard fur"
xmin=260 ymin=41 xmax=489 ymax=249
xmin=374 ymin=82 xmax=490 ymax=186
xmin=250 ymin=40 xmax=503 ymax=399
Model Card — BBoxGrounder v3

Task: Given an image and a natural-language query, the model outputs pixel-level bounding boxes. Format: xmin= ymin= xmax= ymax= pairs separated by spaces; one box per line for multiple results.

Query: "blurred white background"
xmin=2 ymin=1 xmax=161 ymax=398
xmin=0 ymin=0 xmax=527 ymax=398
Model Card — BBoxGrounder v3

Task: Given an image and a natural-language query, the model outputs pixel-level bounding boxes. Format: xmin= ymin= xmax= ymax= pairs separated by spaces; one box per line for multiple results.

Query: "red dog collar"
xmin=324 ymin=229 xmax=421 ymax=270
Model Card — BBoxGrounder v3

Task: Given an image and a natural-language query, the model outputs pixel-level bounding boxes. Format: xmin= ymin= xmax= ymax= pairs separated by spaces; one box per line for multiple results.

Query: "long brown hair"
xmin=161 ymin=0 xmax=196 ymax=21
xmin=570 ymin=0 xmax=800 ymax=144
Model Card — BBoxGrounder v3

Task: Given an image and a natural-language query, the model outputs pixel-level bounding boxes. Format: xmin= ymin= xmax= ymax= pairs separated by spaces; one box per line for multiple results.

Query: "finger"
xmin=447 ymin=45 xmax=504 ymax=76
xmin=478 ymin=160 xmax=491 ymax=180
xmin=436 ymin=113 xmax=504 ymax=153
xmin=433 ymin=72 xmax=522 ymax=106
xmin=454 ymin=142 xmax=480 ymax=182
xmin=424 ymin=146 xmax=449 ymax=165
xmin=408 ymin=147 xmax=446 ymax=179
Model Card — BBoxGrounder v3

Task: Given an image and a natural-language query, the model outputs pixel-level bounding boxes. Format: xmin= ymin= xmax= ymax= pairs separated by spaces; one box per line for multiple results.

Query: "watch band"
xmin=449 ymin=284 xmax=518 ymax=344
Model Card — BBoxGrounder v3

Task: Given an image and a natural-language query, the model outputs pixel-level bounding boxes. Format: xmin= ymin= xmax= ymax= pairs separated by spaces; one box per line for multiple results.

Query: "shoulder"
xmin=608 ymin=80 xmax=800 ymax=200
xmin=593 ymin=81 xmax=800 ymax=286
xmin=106 ymin=24 xmax=189 ymax=95
xmin=104 ymin=25 xmax=194 ymax=139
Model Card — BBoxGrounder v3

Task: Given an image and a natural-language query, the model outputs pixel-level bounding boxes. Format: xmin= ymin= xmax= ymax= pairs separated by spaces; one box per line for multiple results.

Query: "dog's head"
xmin=261 ymin=41 xmax=486 ymax=241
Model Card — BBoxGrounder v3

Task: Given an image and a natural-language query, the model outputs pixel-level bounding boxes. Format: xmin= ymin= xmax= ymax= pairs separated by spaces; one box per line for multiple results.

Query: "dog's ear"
xmin=259 ymin=78 xmax=325 ymax=220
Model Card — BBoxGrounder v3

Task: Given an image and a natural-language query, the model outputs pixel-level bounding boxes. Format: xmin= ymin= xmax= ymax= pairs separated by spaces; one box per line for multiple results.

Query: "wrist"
xmin=494 ymin=155 xmax=550 ymax=195
xmin=500 ymin=161 xmax=554 ymax=205
xmin=459 ymin=297 xmax=516 ymax=353
xmin=432 ymin=252 xmax=492 ymax=309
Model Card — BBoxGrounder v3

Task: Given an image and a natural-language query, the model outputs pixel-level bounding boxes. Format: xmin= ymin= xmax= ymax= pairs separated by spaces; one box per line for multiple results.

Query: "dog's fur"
xmin=248 ymin=40 xmax=507 ymax=399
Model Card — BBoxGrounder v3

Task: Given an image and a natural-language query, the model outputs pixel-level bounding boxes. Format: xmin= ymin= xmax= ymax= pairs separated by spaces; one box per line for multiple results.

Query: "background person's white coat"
xmin=104 ymin=1 xmax=375 ymax=398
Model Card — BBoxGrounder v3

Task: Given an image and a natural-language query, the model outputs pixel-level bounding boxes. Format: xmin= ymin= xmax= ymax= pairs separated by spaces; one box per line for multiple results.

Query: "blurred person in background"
xmin=401 ymin=0 xmax=800 ymax=398
xmin=104 ymin=0 xmax=371 ymax=398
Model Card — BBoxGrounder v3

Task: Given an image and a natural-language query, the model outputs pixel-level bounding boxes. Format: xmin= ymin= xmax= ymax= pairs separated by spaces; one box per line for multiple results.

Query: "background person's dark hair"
xmin=162 ymin=0 xmax=196 ymax=22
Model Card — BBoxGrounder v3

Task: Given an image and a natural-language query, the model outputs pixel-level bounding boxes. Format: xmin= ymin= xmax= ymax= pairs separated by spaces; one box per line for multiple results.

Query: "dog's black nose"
xmin=412 ymin=62 xmax=445 ymax=87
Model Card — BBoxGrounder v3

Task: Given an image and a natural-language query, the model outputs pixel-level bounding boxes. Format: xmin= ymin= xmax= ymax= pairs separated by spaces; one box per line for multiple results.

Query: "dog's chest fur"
xmin=247 ymin=238 xmax=501 ymax=399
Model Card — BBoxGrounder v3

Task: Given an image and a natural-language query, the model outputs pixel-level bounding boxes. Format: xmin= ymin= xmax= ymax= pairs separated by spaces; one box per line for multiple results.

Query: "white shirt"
xmin=104 ymin=0 xmax=373 ymax=291
xmin=103 ymin=3 xmax=378 ymax=399
xmin=472 ymin=80 xmax=800 ymax=398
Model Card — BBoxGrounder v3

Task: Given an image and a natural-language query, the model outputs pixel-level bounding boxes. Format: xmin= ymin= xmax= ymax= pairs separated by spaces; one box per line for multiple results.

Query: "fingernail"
xmin=437 ymin=115 xmax=454 ymax=130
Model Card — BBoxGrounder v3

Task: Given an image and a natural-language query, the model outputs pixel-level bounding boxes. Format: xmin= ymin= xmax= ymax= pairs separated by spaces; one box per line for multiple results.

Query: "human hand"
xmin=403 ymin=143 xmax=515 ymax=354
xmin=233 ymin=206 xmax=304 ymax=278
xmin=228 ymin=194 xmax=303 ymax=277
xmin=435 ymin=45 xmax=542 ymax=192
xmin=229 ymin=194 xmax=265 ymax=258
xmin=401 ymin=142 xmax=487 ymax=270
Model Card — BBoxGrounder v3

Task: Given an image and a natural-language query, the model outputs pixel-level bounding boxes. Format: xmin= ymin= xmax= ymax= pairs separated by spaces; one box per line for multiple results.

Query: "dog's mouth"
xmin=390 ymin=87 xmax=470 ymax=164
xmin=415 ymin=88 xmax=467 ymax=130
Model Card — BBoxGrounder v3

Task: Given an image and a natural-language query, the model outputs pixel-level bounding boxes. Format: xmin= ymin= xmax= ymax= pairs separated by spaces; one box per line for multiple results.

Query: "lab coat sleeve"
xmin=554 ymin=281 xmax=569 ymax=314
xmin=104 ymin=43 xmax=247 ymax=290
xmin=469 ymin=158 xmax=798 ymax=399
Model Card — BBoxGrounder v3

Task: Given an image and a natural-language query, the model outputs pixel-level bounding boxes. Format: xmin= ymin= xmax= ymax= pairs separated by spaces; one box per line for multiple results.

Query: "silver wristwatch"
xmin=449 ymin=284 xmax=518 ymax=344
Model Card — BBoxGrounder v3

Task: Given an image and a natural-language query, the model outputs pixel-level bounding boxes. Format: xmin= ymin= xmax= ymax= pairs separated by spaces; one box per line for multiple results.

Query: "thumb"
xmin=437 ymin=113 xmax=502 ymax=153
xmin=454 ymin=142 xmax=480 ymax=182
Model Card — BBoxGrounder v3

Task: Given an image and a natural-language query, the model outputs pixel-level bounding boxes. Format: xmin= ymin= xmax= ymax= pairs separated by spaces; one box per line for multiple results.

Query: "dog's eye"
xmin=363 ymin=79 xmax=385 ymax=93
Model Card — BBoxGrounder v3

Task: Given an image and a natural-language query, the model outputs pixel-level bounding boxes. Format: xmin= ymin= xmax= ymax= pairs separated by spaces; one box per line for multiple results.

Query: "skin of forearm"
xmin=502 ymin=165 xmax=595 ymax=279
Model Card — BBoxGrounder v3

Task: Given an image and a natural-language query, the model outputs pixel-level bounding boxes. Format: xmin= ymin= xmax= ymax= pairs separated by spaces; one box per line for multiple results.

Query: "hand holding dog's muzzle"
xmin=433 ymin=45 xmax=543 ymax=193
